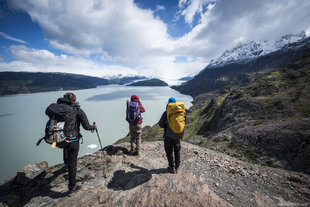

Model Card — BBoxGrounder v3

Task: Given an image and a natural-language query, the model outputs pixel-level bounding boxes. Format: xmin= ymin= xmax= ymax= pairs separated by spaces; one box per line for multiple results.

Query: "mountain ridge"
xmin=208 ymin=31 xmax=306 ymax=68
xmin=173 ymin=35 xmax=310 ymax=97
xmin=0 ymin=72 xmax=146 ymax=96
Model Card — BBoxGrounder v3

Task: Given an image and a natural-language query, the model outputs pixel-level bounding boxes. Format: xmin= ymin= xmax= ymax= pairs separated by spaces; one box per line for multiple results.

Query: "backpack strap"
xmin=36 ymin=137 xmax=45 ymax=146
xmin=51 ymin=120 xmax=58 ymax=148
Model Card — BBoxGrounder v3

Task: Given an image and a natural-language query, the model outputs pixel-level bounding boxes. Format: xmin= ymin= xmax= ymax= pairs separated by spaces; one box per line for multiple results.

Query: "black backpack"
xmin=37 ymin=103 xmax=78 ymax=148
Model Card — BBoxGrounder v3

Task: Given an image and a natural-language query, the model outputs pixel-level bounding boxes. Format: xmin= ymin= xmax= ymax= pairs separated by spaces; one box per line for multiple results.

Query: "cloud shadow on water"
xmin=86 ymin=88 xmax=171 ymax=101
xmin=0 ymin=113 xmax=15 ymax=118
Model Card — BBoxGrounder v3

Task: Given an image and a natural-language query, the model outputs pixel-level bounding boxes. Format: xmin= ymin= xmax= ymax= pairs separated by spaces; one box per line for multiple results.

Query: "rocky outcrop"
xmin=1 ymin=142 xmax=310 ymax=207
xmin=231 ymin=119 xmax=310 ymax=173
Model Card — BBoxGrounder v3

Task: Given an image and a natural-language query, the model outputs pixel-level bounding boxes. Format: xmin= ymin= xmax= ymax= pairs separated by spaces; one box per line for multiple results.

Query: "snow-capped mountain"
xmin=102 ymin=73 xmax=146 ymax=80
xmin=102 ymin=73 xmax=147 ymax=85
xmin=208 ymin=31 xmax=307 ymax=67
xmin=173 ymin=32 xmax=310 ymax=97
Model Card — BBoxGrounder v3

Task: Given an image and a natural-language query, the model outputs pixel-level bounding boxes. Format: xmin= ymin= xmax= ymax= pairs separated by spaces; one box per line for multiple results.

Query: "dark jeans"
xmin=164 ymin=137 xmax=181 ymax=169
xmin=63 ymin=141 xmax=79 ymax=189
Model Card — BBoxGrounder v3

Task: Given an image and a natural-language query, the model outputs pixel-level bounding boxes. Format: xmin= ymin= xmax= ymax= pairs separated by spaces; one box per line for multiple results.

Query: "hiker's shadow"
xmin=107 ymin=164 xmax=167 ymax=191
xmin=38 ymin=166 xmax=71 ymax=198
xmin=0 ymin=166 xmax=70 ymax=206
xmin=103 ymin=145 xmax=131 ymax=155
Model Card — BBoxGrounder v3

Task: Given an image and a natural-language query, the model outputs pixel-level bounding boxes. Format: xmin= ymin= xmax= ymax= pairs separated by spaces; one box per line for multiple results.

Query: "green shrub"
xmin=287 ymin=176 xmax=305 ymax=184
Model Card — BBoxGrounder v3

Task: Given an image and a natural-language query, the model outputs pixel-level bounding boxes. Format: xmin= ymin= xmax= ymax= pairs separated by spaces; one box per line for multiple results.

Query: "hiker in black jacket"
xmin=158 ymin=97 xmax=185 ymax=174
xmin=58 ymin=93 xmax=97 ymax=193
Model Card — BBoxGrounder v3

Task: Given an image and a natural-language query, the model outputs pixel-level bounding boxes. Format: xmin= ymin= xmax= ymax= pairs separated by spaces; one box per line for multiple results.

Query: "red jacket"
xmin=131 ymin=95 xmax=145 ymax=124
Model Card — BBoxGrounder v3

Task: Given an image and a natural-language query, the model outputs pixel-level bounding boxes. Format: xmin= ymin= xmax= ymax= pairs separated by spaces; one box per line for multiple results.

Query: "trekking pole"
xmin=93 ymin=122 xmax=103 ymax=150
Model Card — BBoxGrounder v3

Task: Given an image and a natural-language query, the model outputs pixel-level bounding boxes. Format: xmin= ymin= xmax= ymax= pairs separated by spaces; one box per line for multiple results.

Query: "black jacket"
xmin=57 ymin=98 xmax=95 ymax=138
xmin=158 ymin=111 xmax=184 ymax=139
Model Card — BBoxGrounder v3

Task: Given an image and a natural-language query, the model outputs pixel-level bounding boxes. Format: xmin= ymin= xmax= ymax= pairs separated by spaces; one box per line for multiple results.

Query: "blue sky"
xmin=0 ymin=0 xmax=309 ymax=81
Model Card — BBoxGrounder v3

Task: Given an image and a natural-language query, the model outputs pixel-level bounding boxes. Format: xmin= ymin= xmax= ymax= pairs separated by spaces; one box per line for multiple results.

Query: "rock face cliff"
xmin=1 ymin=142 xmax=310 ymax=207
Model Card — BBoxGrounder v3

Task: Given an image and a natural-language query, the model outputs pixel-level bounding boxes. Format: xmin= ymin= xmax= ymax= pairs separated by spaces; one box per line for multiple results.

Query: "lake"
xmin=0 ymin=85 xmax=192 ymax=182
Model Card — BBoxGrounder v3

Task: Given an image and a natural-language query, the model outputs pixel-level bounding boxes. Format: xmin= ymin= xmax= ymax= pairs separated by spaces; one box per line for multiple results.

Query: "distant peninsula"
xmin=0 ymin=71 xmax=145 ymax=96
xmin=127 ymin=78 xmax=168 ymax=86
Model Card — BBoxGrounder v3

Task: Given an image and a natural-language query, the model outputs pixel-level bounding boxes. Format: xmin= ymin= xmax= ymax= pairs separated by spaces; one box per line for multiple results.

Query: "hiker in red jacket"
xmin=126 ymin=95 xmax=145 ymax=155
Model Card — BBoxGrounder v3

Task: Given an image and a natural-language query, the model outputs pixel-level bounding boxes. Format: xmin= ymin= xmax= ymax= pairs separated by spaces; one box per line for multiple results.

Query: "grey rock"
xmin=232 ymin=119 xmax=310 ymax=173
xmin=14 ymin=162 xmax=48 ymax=186
xmin=0 ymin=142 xmax=310 ymax=207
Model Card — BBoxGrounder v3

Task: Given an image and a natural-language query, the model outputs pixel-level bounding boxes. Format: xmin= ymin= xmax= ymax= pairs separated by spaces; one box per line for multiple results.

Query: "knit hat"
xmin=64 ymin=92 xmax=76 ymax=102
xmin=168 ymin=97 xmax=176 ymax=103
xmin=131 ymin=95 xmax=139 ymax=102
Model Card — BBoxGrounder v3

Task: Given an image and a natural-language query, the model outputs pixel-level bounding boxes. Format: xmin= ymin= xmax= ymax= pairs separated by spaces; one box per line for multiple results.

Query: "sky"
xmin=0 ymin=0 xmax=310 ymax=81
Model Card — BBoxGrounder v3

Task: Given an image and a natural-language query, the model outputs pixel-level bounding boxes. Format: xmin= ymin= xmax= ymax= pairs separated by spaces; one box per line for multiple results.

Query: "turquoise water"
xmin=0 ymin=86 xmax=192 ymax=181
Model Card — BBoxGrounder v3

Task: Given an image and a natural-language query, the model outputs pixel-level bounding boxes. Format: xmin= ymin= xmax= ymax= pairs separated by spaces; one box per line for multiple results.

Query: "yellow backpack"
xmin=166 ymin=102 xmax=185 ymax=134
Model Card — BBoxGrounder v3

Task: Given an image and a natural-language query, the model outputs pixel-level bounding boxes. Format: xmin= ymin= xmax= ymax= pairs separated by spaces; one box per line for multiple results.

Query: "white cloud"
xmin=1 ymin=45 xmax=139 ymax=77
xmin=6 ymin=0 xmax=200 ymax=79
xmin=306 ymin=28 xmax=310 ymax=37
xmin=10 ymin=45 xmax=56 ymax=64
xmin=178 ymin=0 xmax=214 ymax=26
xmin=0 ymin=32 xmax=27 ymax=44
xmin=4 ymin=0 xmax=310 ymax=80
xmin=156 ymin=5 xmax=165 ymax=11
xmin=8 ymin=0 xmax=172 ymax=61
xmin=175 ymin=0 xmax=310 ymax=60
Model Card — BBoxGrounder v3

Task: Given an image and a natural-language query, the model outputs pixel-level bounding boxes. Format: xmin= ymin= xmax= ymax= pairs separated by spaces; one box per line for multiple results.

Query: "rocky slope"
xmin=185 ymin=52 xmax=310 ymax=173
xmin=1 ymin=141 xmax=310 ymax=207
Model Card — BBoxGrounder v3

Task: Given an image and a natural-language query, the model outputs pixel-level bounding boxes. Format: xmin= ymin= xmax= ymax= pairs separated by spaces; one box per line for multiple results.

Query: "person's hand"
xmin=93 ymin=122 xmax=98 ymax=129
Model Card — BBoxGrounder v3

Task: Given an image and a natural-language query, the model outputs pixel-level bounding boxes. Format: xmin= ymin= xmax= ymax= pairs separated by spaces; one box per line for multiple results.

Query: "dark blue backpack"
xmin=126 ymin=101 xmax=141 ymax=125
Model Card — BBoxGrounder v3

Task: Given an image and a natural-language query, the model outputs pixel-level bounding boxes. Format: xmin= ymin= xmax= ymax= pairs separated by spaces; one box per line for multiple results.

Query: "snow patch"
xmin=208 ymin=31 xmax=306 ymax=67
xmin=87 ymin=144 xmax=98 ymax=149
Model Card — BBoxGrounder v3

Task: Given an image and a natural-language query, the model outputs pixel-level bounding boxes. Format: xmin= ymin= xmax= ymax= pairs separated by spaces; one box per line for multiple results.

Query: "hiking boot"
xmin=133 ymin=151 xmax=139 ymax=156
xmin=68 ymin=185 xmax=81 ymax=195
xmin=175 ymin=167 xmax=179 ymax=174
xmin=167 ymin=167 xmax=175 ymax=174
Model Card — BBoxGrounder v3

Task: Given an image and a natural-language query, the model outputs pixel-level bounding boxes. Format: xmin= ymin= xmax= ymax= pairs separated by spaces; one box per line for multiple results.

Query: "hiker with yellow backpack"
xmin=159 ymin=97 xmax=186 ymax=174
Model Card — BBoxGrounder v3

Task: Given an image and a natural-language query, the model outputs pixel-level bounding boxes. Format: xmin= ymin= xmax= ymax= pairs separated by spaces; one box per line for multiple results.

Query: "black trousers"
xmin=63 ymin=141 xmax=79 ymax=189
xmin=164 ymin=137 xmax=181 ymax=168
